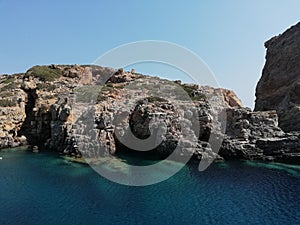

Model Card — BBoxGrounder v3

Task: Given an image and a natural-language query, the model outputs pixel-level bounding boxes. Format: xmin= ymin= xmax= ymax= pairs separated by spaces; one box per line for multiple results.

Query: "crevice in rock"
xmin=18 ymin=88 xmax=52 ymax=147
xmin=18 ymin=88 xmax=37 ymax=144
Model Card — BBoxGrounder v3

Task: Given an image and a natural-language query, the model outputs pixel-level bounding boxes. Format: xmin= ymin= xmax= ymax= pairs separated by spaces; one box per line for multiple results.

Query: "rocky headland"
xmin=255 ymin=22 xmax=300 ymax=132
xmin=0 ymin=23 xmax=299 ymax=165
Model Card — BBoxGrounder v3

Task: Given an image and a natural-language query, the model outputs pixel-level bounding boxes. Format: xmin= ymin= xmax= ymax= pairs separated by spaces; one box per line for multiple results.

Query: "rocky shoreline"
xmin=0 ymin=23 xmax=299 ymax=165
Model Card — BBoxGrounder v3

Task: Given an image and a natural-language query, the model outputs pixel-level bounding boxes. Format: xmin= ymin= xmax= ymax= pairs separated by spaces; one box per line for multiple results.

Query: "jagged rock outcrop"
xmin=0 ymin=62 xmax=299 ymax=165
xmin=0 ymin=64 xmax=115 ymax=149
xmin=220 ymin=108 xmax=300 ymax=163
xmin=0 ymin=74 xmax=27 ymax=148
xmin=66 ymin=75 xmax=227 ymax=162
xmin=255 ymin=22 xmax=300 ymax=132
xmin=220 ymin=89 xmax=243 ymax=107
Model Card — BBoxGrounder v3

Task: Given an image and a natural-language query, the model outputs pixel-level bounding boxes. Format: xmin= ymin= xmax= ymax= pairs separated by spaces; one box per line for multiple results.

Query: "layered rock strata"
xmin=0 ymin=62 xmax=299 ymax=164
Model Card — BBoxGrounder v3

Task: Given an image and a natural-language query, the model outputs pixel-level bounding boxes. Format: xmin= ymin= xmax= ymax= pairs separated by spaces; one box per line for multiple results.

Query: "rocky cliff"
xmin=255 ymin=22 xmax=300 ymax=132
xmin=0 ymin=63 xmax=299 ymax=164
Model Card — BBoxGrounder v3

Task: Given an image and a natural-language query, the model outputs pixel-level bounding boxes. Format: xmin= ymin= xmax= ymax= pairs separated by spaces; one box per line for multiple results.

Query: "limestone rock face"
xmin=200 ymin=86 xmax=242 ymax=108
xmin=220 ymin=108 xmax=300 ymax=163
xmin=255 ymin=22 xmax=300 ymax=131
xmin=0 ymin=74 xmax=27 ymax=148
xmin=0 ymin=63 xmax=299 ymax=165
xmin=0 ymin=64 xmax=115 ymax=149
xmin=220 ymin=89 xmax=243 ymax=107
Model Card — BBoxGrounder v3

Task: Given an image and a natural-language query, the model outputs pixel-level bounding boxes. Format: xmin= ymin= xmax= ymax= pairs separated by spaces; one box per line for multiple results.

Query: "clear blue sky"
xmin=1 ymin=0 xmax=299 ymax=107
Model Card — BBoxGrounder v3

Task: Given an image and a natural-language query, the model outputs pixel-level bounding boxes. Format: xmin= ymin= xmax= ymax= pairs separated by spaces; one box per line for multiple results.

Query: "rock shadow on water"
xmin=244 ymin=160 xmax=300 ymax=176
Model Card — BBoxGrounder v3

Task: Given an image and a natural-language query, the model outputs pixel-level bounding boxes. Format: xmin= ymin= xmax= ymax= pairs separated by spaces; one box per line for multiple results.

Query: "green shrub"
xmin=0 ymin=92 xmax=14 ymax=98
xmin=96 ymin=84 xmax=114 ymax=103
xmin=146 ymin=96 xmax=168 ymax=103
xmin=2 ymin=77 xmax=15 ymax=84
xmin=180 ymin=84 xmax=198 ymax=97
xmin=27 ymin=66 xmax=61 ymax=81
xmin=97 ymin=94 xmax=107 ymax=102
xmin=101 ymin=85 xmax=114 ymax=93
xmin=170 ymin=84 xmax=206 ymax=101
xmin=75 ymin=86 xmax=101 ymax=103
xmin=0 ymin=82 xmax=17 ymax=92
xmin=0 ymin=76 xmax=17 ymax=92
xmin=114 ymin=85 xmax=125 ymax=89
xmin=136 ymin=96 xmax=168 ymax=105
xmin=36 ymin=83 xmax=57 ymax=91
xmin=0 ymin=99 xmax=16 ymax=107
xmin=106 ymin=83 xmax=114 ymax=88
xmin=191 ymin=94 xmax=206 ymax=101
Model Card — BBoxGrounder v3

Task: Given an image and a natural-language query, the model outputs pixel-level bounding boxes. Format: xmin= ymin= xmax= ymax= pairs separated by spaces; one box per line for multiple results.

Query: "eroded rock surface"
xmin=0 ymin=62 xmax=299 ymax=165
xmin=220 ymin=108 xmax=300 ymax=163
xmin=255 ymin=22 xmax=300 ymax=132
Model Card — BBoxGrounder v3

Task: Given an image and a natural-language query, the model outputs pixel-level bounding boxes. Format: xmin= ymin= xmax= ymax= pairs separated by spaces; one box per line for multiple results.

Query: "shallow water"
xmin=0 ymin=148 xmax=300 ymax=225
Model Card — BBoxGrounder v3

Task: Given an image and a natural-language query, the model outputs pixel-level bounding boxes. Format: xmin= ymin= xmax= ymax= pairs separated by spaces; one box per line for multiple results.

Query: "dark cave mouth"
xmin=18 ymin=88 xmax=51 ymax=147
xmin=113 ymin=137 xmax=169 ymax=166
xmin=115 ymin=148 xmax=167 ymax=166
xmin=18 ymin=88 xmax=37 ymax=144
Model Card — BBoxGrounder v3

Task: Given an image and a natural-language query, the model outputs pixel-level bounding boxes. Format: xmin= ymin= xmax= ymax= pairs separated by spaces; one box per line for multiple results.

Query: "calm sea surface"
xmin=1 ymin=148 xmax=300 ymax=225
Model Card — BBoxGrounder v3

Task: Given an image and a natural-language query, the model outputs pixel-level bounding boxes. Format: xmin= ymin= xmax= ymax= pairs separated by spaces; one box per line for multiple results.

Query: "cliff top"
xmin=0 ymin=64 xmax=243 ymax=108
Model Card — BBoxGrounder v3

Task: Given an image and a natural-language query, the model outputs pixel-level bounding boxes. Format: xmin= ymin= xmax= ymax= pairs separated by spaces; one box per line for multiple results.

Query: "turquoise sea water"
xmin=1 ymin=148 xmax=300 ymax=225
